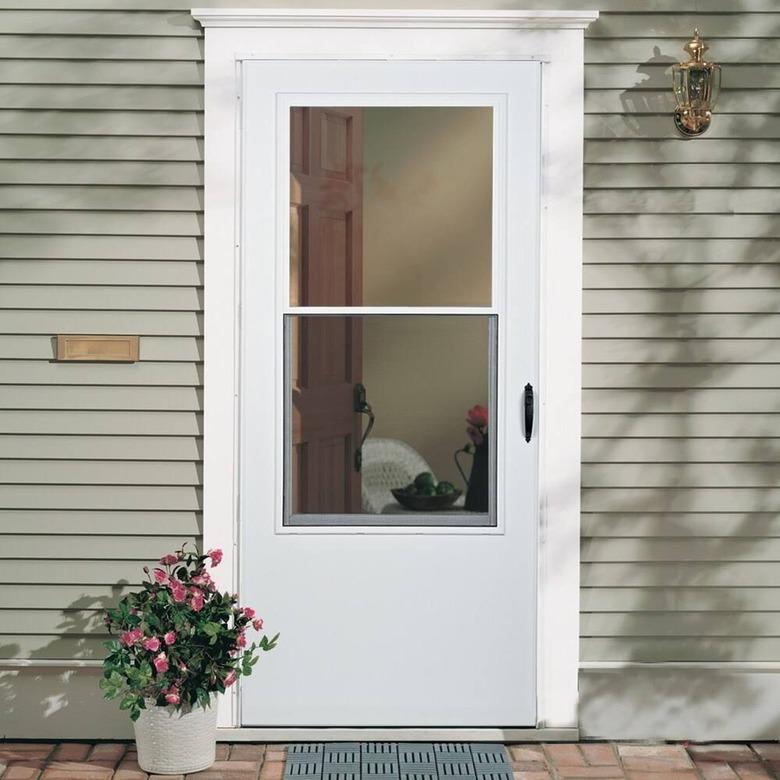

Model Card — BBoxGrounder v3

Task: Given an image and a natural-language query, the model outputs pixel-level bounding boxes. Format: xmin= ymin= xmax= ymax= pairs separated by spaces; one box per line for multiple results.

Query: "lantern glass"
xmin=672 ymin=65 xmax=686 ymax=108
xmin=673 ymin=63 xmax=720 ymax=111
xmin=709 ymin=65 xmax=721 ymax=108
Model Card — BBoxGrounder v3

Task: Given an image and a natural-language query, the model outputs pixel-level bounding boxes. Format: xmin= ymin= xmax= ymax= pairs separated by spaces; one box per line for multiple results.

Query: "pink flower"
xmin=192 ymin=571 xmax=217 ymax=592
xmin=120 ymin=628 xmax=143 ymax=647
xmin=236 ymin=632 xmax=248 ymax=649
xmin=224 ymin=670 xmax=237 ymax=687
xmin=242 ymin=607 xmax=256 ymax=619
xmin=169 ymin=577 xmax=187 ymax=603
xmin=164 ymin=687 xmax=181 ymax=705
xmin=466 ymin=404 xmax=488 ymax=428
xmin=189 ymin=587 xmax=204 ymax=612
xmin=163 ymin=631 xmax=177 ymax=646
xmin=179 ymin=663 xmax=188 ymax=673
xmin=252 ymin=618 xmax=264 ymax=631
xmin=152 ymin=568 xmax=169 ymax=585
xmin=208 ymin=548 xmax=223 ymax=567
xmin=143 ymin=636 xmax=161 ymax=652
xmin=160 ymin=553 xmax=180 ymax=566
xmin=153 ymin=652 xmax=169 ymax=674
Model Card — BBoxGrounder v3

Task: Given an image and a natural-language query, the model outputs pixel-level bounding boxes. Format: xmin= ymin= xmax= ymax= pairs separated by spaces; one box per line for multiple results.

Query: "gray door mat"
xmin=284 ymin=743 xmax=512 ymax=780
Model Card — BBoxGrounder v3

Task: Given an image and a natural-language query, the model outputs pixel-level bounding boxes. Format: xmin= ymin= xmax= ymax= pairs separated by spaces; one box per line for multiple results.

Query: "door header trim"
xmin=192 ymin=8 xmax=599 ymax=30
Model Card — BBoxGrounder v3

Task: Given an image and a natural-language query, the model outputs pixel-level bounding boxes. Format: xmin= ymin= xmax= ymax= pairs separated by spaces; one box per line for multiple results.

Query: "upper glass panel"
xmin=290 ymin=106 xmax=493 ymax=307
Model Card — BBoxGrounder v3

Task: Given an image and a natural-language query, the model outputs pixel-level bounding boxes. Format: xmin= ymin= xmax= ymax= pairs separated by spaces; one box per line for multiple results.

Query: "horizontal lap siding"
xmin=0 ymin=4 xmax=205 ymax=661
xmin=582 ymin=4 xmax=780 ymax=664
xmin=0 ymin=0 xmax=776 ymax=670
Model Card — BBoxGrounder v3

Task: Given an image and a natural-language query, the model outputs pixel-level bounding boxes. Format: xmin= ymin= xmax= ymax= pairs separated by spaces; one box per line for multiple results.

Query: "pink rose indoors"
xmin=466 ymin=404 xmax=489 ymax=446
xmin=101 ymin=544 xmax=278 ymax=722
xmin=466 ymin=404 xmax=488 ymax=428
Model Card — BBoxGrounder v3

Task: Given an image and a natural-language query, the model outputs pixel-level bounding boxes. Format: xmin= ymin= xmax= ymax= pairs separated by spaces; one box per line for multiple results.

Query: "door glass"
xmin=290 ymin=106 xmax=493 ymax=307
xmin=285 ymin=315 xmax=496 ymax=526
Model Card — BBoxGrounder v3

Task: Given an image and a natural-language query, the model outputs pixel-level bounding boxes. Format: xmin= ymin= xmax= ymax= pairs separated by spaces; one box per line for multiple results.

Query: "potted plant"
xmin=100 ymin=546 xmax=278 ymax=775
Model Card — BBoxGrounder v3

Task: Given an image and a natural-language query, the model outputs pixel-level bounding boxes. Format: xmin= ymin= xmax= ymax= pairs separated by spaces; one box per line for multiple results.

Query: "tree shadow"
xmin=577 ymin=47 xmax=780 ymax=735
xmin=0 ymin=583 xmax=133 ymax=739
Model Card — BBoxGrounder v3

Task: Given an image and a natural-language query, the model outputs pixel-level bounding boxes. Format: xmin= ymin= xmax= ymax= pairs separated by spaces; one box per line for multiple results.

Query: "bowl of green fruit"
xmin=392 ymin=472 xmax=462 ymax=511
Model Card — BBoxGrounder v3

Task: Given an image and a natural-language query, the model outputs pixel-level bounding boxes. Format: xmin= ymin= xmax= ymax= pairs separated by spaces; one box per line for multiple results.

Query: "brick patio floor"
xmin=1 ymin=742 xmax=780 ymax=780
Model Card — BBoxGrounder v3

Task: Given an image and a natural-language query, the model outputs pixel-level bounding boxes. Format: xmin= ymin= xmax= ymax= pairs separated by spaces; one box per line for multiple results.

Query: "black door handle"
xmin=353 ymin=383 xmax=375 ymax=471
xmin=524 ymin=383 xmax=534 ymax=443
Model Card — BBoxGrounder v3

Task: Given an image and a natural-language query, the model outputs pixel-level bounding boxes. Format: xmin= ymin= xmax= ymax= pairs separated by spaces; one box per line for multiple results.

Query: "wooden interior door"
xmin=290 ymin=107 xmax=363 ymax=514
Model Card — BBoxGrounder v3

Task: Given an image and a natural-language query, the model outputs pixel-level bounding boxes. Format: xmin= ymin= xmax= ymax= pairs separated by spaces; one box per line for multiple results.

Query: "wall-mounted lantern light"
xmin=672 ymin=29 xmax=721 ymax=137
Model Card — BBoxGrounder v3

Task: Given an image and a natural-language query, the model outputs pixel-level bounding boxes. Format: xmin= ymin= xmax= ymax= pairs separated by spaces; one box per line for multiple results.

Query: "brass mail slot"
xmin=56 ymin=335 xmax=140 ymax=363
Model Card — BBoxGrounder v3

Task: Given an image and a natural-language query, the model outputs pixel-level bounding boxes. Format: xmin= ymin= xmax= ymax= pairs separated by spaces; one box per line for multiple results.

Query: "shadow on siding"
xmin=579 ymin=44 xmax=780 ymax=738
xmin=0 ymin=583 xmax=129 ymax=736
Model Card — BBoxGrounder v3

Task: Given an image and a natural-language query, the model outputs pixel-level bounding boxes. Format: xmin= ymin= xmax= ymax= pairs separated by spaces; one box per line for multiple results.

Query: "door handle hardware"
xmin=524 ymin=383 xmax=534 ymax=443
xmin=353 ymin=383 xmax=375 ymax=471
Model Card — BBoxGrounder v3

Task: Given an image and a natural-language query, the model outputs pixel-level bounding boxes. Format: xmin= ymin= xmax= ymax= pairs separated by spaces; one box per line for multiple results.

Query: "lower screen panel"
xmin=284 ymin=314 xmax=496 ymax=527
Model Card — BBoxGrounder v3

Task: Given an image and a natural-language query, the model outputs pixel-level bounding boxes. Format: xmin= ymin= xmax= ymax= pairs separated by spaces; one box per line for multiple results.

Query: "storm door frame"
xmin=193 ymin=6 xmax=598 ymax=741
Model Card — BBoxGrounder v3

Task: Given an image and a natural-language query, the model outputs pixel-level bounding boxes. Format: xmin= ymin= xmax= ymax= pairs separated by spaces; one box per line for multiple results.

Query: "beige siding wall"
xmin=580 ymin=2 xmax=780 ymax=668
xmin=0 ymin=0 xmax=777 ymax=733
xmin=0 ymin=4 xmax=205 ymax=666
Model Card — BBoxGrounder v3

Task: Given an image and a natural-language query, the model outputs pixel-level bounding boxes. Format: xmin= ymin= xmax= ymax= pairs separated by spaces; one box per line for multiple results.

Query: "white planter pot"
xmin=133 ymin=695 xmax=218 ymax=775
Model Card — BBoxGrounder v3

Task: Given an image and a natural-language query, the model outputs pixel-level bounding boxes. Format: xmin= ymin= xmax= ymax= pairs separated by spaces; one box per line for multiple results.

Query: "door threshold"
xmin=218 ymin=727 xmax=579 ymax=742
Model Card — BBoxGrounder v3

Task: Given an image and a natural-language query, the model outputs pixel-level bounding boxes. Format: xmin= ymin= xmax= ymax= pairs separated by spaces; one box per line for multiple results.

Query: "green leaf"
xmin=99 ymin=678 xmax=119 ymax=699
xmin=259 ymin=633 xmax=280 ymax=651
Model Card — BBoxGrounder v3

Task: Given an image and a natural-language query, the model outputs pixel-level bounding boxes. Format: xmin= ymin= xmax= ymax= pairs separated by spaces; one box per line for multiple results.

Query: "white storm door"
xmin=240 ymin=60 xmax=540 ymax=727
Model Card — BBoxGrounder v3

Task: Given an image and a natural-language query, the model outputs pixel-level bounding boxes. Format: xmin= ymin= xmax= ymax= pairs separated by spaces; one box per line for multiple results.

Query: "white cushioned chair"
xmin=360 ymin=437 xmax=434 ymax=514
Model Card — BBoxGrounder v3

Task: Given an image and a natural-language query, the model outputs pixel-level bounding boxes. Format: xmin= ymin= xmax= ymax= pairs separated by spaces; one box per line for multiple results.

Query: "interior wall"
xmin=362 ymin=316 xmax=489 ymax=487
xmin=361 ymin=107 xmax=492 ymax=485
xmin=362 ymin=106 xmax=492 ymax=307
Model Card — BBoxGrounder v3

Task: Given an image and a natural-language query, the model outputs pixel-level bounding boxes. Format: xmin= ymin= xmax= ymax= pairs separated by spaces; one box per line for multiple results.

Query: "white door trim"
xmin=193 ymin=6 xmax=597 ymax=734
